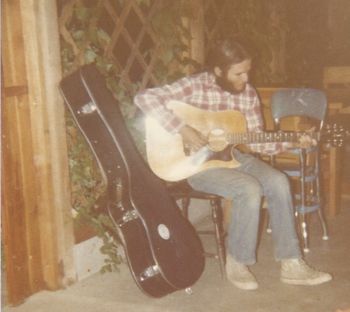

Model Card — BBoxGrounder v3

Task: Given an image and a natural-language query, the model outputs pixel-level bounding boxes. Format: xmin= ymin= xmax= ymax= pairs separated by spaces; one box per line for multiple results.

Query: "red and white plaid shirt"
xmin=134 ymin=72 xmax=285 ymax=154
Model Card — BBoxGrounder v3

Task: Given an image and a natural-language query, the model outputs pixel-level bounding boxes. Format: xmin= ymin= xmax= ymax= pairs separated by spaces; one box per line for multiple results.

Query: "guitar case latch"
xmin=78 ymin=101 xmax=97 ymax=115
xmin=117 ymin=210 xmax=139 ymax=227
xmin=139 ymin=265 xmax=160 ymax=281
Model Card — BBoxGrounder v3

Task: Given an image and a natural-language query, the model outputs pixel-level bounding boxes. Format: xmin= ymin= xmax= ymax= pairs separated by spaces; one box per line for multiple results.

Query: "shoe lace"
xmin=297 ymin=259 xmax=321 ymax=274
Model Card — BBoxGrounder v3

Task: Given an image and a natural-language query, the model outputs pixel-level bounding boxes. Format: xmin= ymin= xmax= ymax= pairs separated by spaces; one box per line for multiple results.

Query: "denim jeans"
xmin=187 ymin=148 xmax=301 ymax=265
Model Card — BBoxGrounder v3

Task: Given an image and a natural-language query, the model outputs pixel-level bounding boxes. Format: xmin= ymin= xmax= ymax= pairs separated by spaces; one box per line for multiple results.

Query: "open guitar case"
xmin=59 ymin=64 xmax=204 ymax=298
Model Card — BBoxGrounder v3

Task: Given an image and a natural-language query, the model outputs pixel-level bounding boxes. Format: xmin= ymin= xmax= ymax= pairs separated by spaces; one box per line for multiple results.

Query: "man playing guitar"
xmin=134 ymin=37 xmax=332 ymax=290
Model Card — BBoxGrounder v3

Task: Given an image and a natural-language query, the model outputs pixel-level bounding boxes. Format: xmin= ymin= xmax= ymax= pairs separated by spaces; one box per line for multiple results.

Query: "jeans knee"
xmin=238 ymin=179 xmax=263 ymax=205
xmin=263 ymin=170 xmax=291 ymax=202
xmin=273 ymin=171 xmax=291 ymax=192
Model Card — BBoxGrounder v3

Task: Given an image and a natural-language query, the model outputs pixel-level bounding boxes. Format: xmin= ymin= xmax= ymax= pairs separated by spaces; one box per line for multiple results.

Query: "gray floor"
xmin=3 ymin=196 xmax=350 ymax=312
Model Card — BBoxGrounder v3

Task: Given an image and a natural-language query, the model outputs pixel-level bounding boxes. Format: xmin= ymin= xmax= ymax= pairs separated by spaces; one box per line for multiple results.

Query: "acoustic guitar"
xmin=145 ymin=100 xmax=346 ymax=182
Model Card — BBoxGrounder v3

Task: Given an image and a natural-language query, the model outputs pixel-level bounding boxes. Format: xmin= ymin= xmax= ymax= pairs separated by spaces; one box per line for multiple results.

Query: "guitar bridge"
xmin=139 ymin=265 xmax=160 ymax=281
xmin=117 ymin=210 xmax=138 ymax=227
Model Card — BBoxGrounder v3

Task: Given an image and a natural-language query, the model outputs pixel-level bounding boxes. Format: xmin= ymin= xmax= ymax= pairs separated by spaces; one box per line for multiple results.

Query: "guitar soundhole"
xmin=157 ymin=224 xmax=170 ymax=240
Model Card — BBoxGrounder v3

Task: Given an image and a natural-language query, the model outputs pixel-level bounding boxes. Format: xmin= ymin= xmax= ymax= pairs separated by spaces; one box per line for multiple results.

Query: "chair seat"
xmin=296 ymin=203 xmax=320 ymax=214
xmin=274 ymin=163 xmax=318 ymax=179
xmin=168 ymin=181 xmax=223 ymax=200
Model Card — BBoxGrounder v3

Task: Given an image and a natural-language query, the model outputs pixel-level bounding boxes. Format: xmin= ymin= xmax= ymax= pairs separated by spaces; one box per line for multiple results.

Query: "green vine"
xmin=60 ymin=0 xmax=193 ymax=273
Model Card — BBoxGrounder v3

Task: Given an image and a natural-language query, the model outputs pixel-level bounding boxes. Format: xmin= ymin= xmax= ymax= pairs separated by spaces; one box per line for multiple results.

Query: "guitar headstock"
xmin=322 ymin=123 xmax=350 ymax=147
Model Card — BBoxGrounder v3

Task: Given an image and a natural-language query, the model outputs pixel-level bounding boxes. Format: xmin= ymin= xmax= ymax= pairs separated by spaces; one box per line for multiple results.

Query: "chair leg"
xmin=266 ymin=212 xmax=272 ymax=234
xmin=210 ymin=198 xmax=226 ymax=279
xmin=299 ymin=213 xmax=310 ymax=253
xmin=299 ymin=150 xmax=310 ymax=253
xmin=317 ymin=209 xmax=329 ymax=240
xmin=180 ymin=197 xmax=190 ymax=218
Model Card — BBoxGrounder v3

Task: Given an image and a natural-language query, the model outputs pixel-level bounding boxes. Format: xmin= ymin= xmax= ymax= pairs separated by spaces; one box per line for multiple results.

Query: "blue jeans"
xmin=187 ymin=148 xmax=301 ymax=265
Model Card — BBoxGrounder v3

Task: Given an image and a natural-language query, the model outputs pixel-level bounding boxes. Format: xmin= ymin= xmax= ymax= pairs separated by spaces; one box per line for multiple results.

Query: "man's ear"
xmin=214 ymin=66 xmax=222 ymax=77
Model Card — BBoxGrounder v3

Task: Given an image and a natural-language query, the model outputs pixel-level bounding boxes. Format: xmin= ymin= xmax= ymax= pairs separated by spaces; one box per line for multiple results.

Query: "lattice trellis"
xmin=99 ymin=0 xmax=162 ymax=88
xmin=60 ymin=0 xmax=166 ymax=89
xmin=203 ymin=0 xmax=231 ymax=47
xmin=59 ymin=0 xmax=229 ymax=90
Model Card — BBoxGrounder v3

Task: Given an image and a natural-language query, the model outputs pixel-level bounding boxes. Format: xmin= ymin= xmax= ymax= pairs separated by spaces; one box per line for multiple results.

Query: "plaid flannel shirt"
xmin=134 ymin=72 xmax=285 ymax=155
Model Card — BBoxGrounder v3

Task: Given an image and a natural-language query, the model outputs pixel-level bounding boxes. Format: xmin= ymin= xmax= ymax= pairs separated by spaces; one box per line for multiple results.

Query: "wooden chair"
xmin=168 ymin=181 xmax=227 ymax=279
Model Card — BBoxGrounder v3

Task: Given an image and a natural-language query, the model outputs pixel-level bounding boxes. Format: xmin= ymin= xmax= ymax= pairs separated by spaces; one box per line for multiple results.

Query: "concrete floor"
xmin=3 ymin=195 xmax=350 ymax=312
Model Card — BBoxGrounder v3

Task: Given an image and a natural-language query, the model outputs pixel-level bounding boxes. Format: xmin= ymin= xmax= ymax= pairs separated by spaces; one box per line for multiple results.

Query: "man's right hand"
xmin=179 ymin=125 xmax=207 ymax=153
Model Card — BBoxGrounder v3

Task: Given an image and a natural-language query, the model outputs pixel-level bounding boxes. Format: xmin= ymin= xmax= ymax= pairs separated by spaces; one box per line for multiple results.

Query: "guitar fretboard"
xmin=227 ymin=131 xmax=319 ymax=145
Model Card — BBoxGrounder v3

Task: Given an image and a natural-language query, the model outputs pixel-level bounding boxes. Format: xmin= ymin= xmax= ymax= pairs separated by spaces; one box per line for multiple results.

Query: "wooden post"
xmin=327 ymin=0 xmax=350 ymax=61
xmin=268 ymin=1 xmax=287 ymax=84
xmin=2 ymin=0 xmax=75 ymax=304
xmin=2 ymin=0 xmax=41 ymax=304
xmin=189 ymin=0 xmax=205 ymax=65
xmin=19 ymin=0 xmax=76 ymax=289
xmin=327 ymin=147 xmax=342 ymax=217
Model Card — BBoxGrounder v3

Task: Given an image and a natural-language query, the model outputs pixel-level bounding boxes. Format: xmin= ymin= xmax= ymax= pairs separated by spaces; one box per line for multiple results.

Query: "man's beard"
xmin=216 ymin=76 xmax=246 ymax=94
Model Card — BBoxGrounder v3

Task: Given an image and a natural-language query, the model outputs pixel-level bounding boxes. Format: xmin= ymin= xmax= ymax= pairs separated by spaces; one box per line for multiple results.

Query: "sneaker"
xmin=281 ymin=258 xmax=332 ymax=286
xmin=226 ymin=255 xmax=258 ymax=290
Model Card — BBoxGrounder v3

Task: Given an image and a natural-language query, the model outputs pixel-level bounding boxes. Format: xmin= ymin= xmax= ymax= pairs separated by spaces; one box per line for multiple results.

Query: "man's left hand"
xmin=288 ymin=128 xmax=317 ymax=149
xmin=297 ymin=133 xmax=317 ymax=149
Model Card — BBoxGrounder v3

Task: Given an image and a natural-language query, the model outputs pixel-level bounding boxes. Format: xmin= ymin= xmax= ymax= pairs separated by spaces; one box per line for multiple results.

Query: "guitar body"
xmin=146 ymin=101 xmax=245 ymax=181
xmin=146 ymin=101 xmax=348 ymax=182
xmin=60 ymin=65 xmax=204 ymax=297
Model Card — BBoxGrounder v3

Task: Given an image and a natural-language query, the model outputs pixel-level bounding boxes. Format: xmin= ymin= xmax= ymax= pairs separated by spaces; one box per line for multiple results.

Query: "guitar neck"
xmin=228 ymin=131 xmax=319 ymax=145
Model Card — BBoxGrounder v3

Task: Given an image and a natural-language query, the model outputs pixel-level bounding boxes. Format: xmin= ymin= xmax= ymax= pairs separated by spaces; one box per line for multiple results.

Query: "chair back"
xmin=271 ymin=89 xmax=327 ymax=128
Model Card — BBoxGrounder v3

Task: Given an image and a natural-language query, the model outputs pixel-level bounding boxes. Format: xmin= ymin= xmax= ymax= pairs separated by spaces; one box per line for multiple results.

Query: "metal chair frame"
xmin=270 ymin=88 xmax=329 ymax=252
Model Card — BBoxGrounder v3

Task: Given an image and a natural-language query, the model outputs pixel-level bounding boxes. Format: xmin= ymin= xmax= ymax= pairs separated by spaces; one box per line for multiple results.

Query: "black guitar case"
xmin=59 ymin=64 xmax=205 ymax=298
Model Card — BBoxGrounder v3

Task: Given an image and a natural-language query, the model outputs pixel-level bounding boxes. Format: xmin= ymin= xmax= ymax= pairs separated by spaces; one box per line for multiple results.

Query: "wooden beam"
xmin=189 ymin=0 xmax=205 ymax=65
xmin=2 ymin=0 xmax=76 ymax=304
xmin=19 ymin=0 xmax=76 ymax=289
xmin=4 ymin=85 xmax=29 ymax=98
xmin=2 ymin=0 xmax=45 ymax=304
xmin=2 ymin=94 xmax=42 ymax=304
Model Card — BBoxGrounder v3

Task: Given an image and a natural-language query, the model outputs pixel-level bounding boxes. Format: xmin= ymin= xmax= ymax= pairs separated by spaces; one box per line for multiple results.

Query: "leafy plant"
xmin=59 ymin=0 xmax=193 ymax=272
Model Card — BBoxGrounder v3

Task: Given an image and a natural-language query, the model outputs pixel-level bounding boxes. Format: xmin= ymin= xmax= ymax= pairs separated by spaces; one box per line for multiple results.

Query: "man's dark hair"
xmin=206 ymin=37 xmax=253 ymax=71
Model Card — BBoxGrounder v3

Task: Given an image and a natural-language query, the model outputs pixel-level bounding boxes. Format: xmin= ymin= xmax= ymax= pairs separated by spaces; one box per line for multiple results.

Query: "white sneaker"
xmin=226 ymin=255 xmax=258 ymax=290
xmin=281 ymin=259 xmax=332 ymax=286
